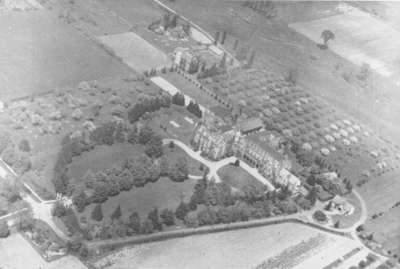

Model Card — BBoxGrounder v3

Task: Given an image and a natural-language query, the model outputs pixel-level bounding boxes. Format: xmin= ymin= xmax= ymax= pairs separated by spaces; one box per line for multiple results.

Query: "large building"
xmin=192 ymin=123 xmax=236 ymax=160
xmin=192 ymin=119 xmax=301 ymax=193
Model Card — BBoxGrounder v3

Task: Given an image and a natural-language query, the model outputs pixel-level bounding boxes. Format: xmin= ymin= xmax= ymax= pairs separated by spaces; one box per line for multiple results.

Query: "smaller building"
xmin=237 ymin=117 xmax=264 ymax=135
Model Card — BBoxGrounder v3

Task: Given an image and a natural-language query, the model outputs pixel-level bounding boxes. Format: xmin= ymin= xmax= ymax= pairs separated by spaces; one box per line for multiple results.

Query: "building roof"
xmin=245 ymin=130 xmax=284 ymax=161
xmin=238 ymin=117 xmax=263 ymax=134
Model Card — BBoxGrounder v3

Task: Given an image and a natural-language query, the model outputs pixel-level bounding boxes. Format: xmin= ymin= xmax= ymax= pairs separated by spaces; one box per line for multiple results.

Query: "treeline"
xmin=127 ymin=95 xmax=171 ymax=123
xmin=171 ymin=92 xmax=202 ymax=118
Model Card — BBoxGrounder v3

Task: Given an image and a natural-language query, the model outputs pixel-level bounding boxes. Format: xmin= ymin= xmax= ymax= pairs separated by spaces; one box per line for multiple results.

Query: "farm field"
xmin=93 ymin=223 xmax=350 ymax=269
xmin=80 ymin=177 xmax=198 ymax=220
xmin=218 ymin=164 xmax=265 ymax=190
xmin=0 ymin=10 xmax=132 ymax=101
xmin=96 ymin=32 xmax=171 ymax=73
xmin=365 ymin=206 xmax=400 ymax=260
xmin=0 ymin=233 xmax=87 ymax=269
xmin=289 ymin=7 xmax=400 ymax=77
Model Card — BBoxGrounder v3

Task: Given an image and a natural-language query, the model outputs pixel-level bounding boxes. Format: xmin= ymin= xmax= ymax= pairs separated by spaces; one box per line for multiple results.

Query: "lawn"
xmin=68 ymin=143 xmax=144 ymax=180
xmin=0 ymin=9 xmax=131 ymax=101
xmin=81 ymin=176 xmax=198 ymax=220
xmin=0 ymin=233 xmax=87 ymax=269
xmin=96 ymin=32 xmax=171 ymax=73
xmin=218 ymin=164 xmax=265 ymax=190
xmin=93 ymin=223 xmax=336 ymax=269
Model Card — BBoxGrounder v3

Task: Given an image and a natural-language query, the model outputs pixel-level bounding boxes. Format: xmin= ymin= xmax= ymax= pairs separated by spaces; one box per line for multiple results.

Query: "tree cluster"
xmin=127 ymin=96 xmax=171 ymax=124
xmin=172 ymin=92 xmax=185 ymax=106
xmin=186 ymin=101 xmax=202 ymax=118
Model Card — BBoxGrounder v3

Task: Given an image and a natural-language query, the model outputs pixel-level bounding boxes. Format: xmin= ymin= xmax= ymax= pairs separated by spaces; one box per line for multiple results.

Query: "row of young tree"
xmin=127 ymin=95 xmax=171 ymax=124
xmin=171 ymin=92 xmax=202 ymax=118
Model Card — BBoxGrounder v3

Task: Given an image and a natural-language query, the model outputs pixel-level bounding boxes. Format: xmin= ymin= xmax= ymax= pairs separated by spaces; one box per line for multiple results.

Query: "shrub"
xmin=313 ymin=210 xmax=327 ymax=222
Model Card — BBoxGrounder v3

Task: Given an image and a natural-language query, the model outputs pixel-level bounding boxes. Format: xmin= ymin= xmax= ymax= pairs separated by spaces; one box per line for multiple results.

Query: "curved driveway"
xmin=163 ymin=138 xmax=275 ymax=190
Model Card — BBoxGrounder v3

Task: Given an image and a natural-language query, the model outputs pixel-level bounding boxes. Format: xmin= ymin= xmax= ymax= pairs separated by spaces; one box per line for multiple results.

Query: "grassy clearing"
xmin=218 ymin=164 xmax=264 ymax=190
xmin=93 ymin=223 xmax=331 ymax=269
xmin=81 ymin=177 xmax=197 ymax=220
xmin=330 ymin=192 xmax=362 ymax=229
xmin=68 ymin=143 xmax=143 ymax=180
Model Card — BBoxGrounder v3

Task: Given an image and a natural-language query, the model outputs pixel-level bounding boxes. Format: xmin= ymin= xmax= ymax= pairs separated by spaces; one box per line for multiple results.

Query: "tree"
xmin=334 ymin=220 xmax=340 ymax=228
xmin=128 ymin=211 xmax=141 ymax=234
xmin=307 ymin=186 xmax=318 ymax=206
xmin=1 ymin=146 xmax=18 ymax=166
xmin=214 ymin=31 xmax=220 ymax=44
xmin=148 ymin=208 xmax=162 ymax=231
xmin=18 ymin=139 xmax=31 ymax=152
xmin=110 ymin=205 xmax=122 ymax=220
xmin=118 ymin=169 xmax=134 ymax=191
xmin=189 ymin=177 xmax=208 ymax=206
xmin=221 ymin=31 xmax=227 ymax=44
xmin=285 ymin=68 xmax=298 ymax=85
xmin=320 ymin=30 xmax=335 ymax=48
xmin=172 ymin=92 xmax=185 ymax=106
xmin=0 ymin=222 xmax=10 ymax=238
xmin=144 ymin=134 xmax=163 ymax=158
xmin=175 ymin=201 xmax=189 ymax=220
xmin=91 ymin=181 xmax=109 ymax=203
xmin=197 ymin=207 xmax=218 ymax=226
xmin=141 ymin=218 xmax=154 ymax=234
xmin=169 ymin=157 xmax=188 ymax=182
xmin=127 ymin=125 xmax=138 ymax=144
xmin=138 ymin=125 xmax=154 ymax=145
xmin=73 ymin=190 xmax=88 ymax=213
xmin=160 ymin=209 xmax=175 ymax=226
xmin=52 ymin=202 xmax=67 ymax=217
xmin=91 ymin=203 xmax=103 ymax=221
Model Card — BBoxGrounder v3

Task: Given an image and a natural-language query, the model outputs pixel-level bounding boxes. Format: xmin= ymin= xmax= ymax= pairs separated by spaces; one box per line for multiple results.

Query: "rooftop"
xmin=246 ymin=130 xmax=284 ymax=161
xmin=238 ymin=117 xmax=263 ymax=134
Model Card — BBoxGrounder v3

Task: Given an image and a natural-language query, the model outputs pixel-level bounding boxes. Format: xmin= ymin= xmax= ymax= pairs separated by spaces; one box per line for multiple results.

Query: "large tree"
xmin=91 ymin=203 xmax=104 ymax=221
xmin=320 ymin=30 xmax=335 ymax=48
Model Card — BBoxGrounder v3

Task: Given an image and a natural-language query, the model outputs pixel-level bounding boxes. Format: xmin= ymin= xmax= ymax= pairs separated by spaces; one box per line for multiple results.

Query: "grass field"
xmin=218 ymin=164 xmax=264 ymax=190
xmin=0 ymin=233 xmax=87 ymax=269
xmin=289 ymin=7 xmax=400 ymax=77
xmin=0 ymin=10 xmax=131 ymax=101
xmin=93 ymin=223 xmax=342 ymax=269
xmin=81 ymin=177 xmax=197 ymax=220
xmin=97 ymin=32 xmax=171 ymax=73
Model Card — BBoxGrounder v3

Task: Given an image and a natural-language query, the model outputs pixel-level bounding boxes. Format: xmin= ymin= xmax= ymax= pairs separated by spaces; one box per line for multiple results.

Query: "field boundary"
xmin=87 ymin=214 xmax=351 ymax=255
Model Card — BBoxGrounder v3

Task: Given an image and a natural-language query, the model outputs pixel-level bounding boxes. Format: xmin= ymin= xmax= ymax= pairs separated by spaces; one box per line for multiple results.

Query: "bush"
xmin=313 ymin=210 xmax=327 ymax=222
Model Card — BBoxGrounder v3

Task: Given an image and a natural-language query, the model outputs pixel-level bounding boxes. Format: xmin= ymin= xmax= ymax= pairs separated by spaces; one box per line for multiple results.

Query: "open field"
xmin=0 ymin=233 xmax=87 ymax=269
xmin=0 ymin=10 xmax=131 ymax=101
xmin=93 ymin=223 xmax=351 ymax=269
xmin=290 ymin=7 xmax=400 ymax=77
xmin=97 ymin=32 xmax=171 ymax=73
xmin=365 ymin=206 xmax=400 ymax=260
xmin=218 ymin=164 xmax=265 ymax=190
xmin=81 ymin=177 xmax=197 ymax=220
